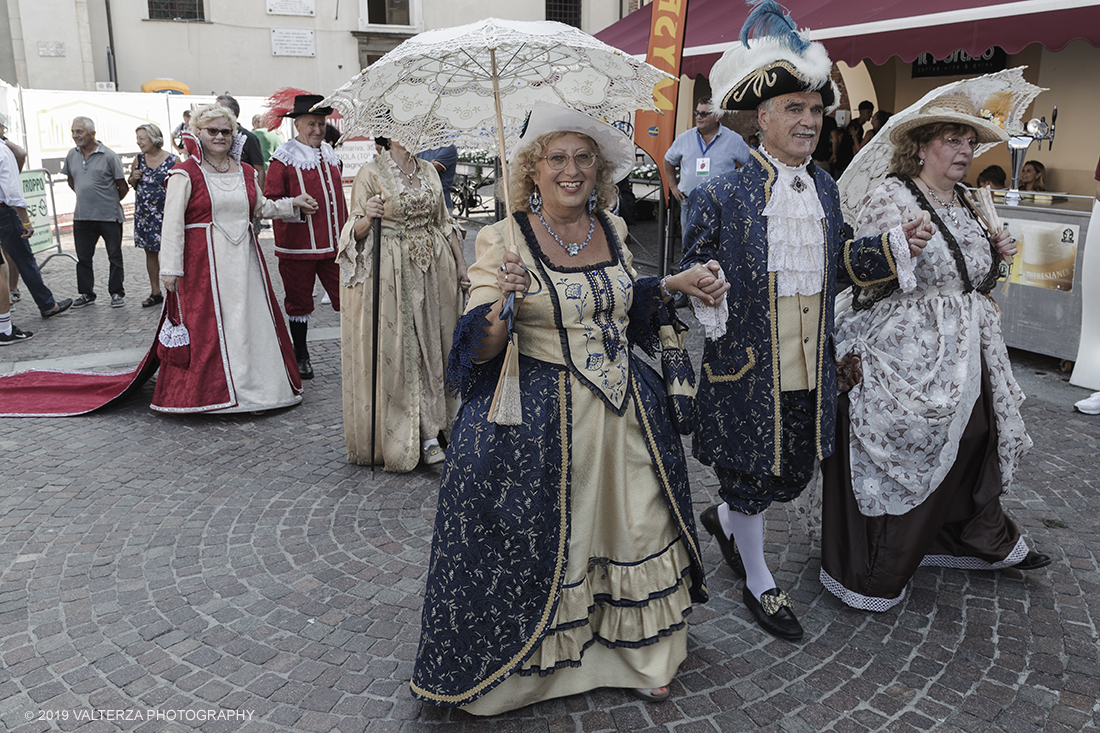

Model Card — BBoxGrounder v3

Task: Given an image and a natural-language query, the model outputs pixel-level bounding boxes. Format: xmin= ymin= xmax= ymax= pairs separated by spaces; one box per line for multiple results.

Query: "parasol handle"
xmin=370 ymin=216 xmax=382 ymax=475
xmin=490 ymin=47 xmax=518 ymax=256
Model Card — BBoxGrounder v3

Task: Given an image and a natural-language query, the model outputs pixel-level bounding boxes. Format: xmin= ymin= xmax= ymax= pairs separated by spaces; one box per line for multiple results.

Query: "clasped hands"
xmin=293 ymin=193 xmax=319 ymax=216
xmin=497 ymin=253 xmax=729 ymax=307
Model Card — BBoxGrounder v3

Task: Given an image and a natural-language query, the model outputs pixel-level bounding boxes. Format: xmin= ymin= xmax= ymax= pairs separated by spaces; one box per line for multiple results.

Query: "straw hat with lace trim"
xmin=888 ymin=93 xmax=1008 ymax=146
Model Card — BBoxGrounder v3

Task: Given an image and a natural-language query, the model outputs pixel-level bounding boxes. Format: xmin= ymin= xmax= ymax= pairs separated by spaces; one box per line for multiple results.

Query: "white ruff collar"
xmin=760 ymin=145 xmax=825 ymax=297
xmin=271 ymin=138 xmax=341 ymax=170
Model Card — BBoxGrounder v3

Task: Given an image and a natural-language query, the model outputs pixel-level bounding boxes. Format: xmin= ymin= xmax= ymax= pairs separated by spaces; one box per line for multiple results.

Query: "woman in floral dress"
xmin=128 ymin=123 xmax=176 ymax=308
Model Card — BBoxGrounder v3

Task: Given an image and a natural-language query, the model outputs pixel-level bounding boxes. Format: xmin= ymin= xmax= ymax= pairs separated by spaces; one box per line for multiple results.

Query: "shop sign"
xmin=19 ymin=171 xmax=54 ymax=255
xmin=912 ymin=47 xmax=1006 ymax=78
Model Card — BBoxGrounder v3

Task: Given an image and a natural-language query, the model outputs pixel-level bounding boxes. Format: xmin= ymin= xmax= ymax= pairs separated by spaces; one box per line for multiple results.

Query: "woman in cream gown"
xmin=410 ymin=103 xmax=727 ymax=714
xmin=337 ymin=139 xmax=468 ymax=472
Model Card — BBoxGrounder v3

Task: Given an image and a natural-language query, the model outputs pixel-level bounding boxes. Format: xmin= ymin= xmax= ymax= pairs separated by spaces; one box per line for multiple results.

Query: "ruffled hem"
xmin=819 ymin=568 xmax=906 ymax=613
xmin=919 ymin=535 xmax=1029 ymax=570
xmin=518 ymin=538 xmax=694 ymax=674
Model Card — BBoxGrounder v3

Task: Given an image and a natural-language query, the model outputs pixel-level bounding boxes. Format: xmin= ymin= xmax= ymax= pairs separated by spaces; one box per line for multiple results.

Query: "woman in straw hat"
xmin=410 ymin=102 xmax=727 ymax=713
xmin=820 ymin=94 xmax=1051 ymax=613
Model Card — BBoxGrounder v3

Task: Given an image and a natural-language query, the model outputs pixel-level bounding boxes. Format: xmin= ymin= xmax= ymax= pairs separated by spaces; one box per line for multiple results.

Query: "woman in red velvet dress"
xmin=153 ymin=105 xmax=317 ymax=414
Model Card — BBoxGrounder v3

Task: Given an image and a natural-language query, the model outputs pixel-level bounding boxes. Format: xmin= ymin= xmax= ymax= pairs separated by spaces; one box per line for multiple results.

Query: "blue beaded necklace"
xmin=536 ymin=209 xmax=595 ymax=256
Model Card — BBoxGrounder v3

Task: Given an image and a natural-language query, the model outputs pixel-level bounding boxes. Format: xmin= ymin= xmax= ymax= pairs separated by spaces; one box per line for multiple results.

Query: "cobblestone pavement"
xmin=1 ymin=222 xmax=1099 ymax=733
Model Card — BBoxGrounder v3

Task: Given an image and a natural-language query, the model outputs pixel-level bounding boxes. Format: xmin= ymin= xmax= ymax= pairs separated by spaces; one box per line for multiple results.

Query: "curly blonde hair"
xmin=508 ymin=131 xmax=618 ymax=213
xmin=891 ymin=122 xmax=972 ymax=178
xmin=189 ymin=105 xmax=238 ymax=136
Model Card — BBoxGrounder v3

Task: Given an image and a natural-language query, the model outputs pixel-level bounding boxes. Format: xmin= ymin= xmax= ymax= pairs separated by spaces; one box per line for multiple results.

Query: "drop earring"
xmin=587 ymin=190 xmax=598 ymax=213
xmin=529 ymin=189 xmax=542 ymax=214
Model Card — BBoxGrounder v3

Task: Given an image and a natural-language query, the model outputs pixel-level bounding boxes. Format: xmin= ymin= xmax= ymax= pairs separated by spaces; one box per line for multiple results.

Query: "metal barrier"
xmin=19 ymin=168 xmax=76 ymax=268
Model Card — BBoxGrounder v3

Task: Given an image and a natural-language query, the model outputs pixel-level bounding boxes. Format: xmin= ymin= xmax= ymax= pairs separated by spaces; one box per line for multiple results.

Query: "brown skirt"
xmin=820 ymin=363 xmax=1027 ymax=612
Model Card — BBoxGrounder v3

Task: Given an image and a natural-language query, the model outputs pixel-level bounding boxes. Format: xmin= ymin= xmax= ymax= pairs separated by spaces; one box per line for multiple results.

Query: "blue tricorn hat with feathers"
xmin=710 ymin=0 xmax=838 ymax=111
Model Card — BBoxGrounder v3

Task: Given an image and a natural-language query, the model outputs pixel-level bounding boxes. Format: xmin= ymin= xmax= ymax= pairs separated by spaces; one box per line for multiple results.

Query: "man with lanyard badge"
xmin=663 ymin=97 xmax=751 ymax=237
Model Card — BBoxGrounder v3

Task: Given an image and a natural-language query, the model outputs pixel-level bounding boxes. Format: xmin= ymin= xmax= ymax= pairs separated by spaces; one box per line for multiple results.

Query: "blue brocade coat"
xmin=681 ymin=148 xmax=903 ymax=477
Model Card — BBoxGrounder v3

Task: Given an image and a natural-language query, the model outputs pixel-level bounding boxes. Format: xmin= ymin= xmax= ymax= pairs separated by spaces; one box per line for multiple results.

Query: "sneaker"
xmin=9 ymin=291 xmax=20 ymax=303
xmin=1074 ymin=391 xmax=1100 ymax=415
xmin=42 ymin=298 xmax=74 ymax=318
xmin=111 ymin=293 xmax=125 ymax=308
xmin=0 ymin=325 xmax=33 ymax=345
xmin=72 ymin=293 xmax=96 ymax=308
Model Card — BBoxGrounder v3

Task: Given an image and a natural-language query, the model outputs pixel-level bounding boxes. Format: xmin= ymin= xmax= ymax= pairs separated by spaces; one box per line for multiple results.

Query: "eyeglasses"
xmin=694 ymin=110 xmax=712 ymax=118
xmin=542 ymin=152 xmax=597 ymax=170
xmin=941 ymin=135 xmax=979 ymax=151
xmin=203 ymin=127 xmax=234 ymax=138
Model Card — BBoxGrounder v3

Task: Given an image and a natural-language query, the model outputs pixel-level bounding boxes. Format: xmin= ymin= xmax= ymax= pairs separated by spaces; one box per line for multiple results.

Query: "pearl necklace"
xmin=396 ymin=153 xmax=417 ymax=183
xmin=537 ymin=209 xmax=595 ymax=256
xmin=921 ymin=179 xmax=961 ymax=228
xmin=205 ymin=155 xmax=230 ymax=174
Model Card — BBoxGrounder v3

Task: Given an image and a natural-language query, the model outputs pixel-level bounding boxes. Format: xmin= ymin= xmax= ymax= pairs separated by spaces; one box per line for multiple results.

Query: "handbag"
xmin=157 ymin=290 xmax=191 ymax=368
xmin=658 ymin=301 xmax=696 ymax=435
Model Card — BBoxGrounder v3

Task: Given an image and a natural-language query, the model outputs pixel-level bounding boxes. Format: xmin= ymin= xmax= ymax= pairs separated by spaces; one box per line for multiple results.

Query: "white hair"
xmin=72 ymin=116 xmax=96 ymax=132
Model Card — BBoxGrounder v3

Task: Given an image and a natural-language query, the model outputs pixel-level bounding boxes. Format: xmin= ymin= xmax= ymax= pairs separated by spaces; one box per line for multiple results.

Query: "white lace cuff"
xmin=689 ymin=265 xmax=728 ymax=340
xmin=888 ymin=224 xmax=917 ymax=293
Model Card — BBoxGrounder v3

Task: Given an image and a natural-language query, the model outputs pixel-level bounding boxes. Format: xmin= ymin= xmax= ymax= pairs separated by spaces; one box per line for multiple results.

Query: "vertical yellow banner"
xmin=633 ymin=0 xmax=688 ymax=201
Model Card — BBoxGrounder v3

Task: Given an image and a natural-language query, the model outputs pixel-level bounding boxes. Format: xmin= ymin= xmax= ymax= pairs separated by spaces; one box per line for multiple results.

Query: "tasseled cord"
xmin=740 ymin=0 xmax=809 ymax=53
xmin=487 ymin=292 xmax=523 ymax=425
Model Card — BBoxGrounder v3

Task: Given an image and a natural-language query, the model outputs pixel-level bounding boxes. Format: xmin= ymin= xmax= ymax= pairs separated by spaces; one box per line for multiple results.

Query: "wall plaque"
xmin=271 ymin=29 xmax=316 ymax=57
xmin=267 ymin=0 xmax=315 ymax=16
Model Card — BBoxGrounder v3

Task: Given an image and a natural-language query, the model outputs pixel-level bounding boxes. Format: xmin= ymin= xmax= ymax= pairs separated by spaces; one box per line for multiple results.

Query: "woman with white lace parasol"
xmin=820 ymin=94 xmax=1051 ymax=613
xmin=410 ymin=102 xmax=727 ymax=713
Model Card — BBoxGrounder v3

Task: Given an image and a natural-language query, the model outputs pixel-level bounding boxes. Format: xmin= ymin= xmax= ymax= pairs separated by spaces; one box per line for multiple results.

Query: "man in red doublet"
xmin=264 ymin=94 xmax=348 ymax=379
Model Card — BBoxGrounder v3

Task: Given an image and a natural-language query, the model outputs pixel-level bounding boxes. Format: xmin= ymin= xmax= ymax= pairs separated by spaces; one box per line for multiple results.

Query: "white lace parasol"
xmin=317 ymin=18 xmax=672 ymax=155
xmin=838 ymin=67 xmax=1044 ymax=224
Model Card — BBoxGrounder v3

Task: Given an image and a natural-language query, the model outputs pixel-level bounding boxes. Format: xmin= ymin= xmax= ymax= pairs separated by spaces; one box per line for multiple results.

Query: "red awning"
xmin=596 ymin=0 xmax=1100 ymax=78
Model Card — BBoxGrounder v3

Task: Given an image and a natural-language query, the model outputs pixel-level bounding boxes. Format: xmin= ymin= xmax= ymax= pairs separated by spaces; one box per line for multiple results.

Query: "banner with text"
xmin=20 ymin=170 xmax=55 ymax=255
xmin=633 ymin=0 xmax=687 ymax=201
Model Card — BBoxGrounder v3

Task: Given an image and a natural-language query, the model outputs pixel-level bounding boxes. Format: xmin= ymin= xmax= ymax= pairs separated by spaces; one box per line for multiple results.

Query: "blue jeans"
xmin=73 ymin=220 xmax=124 ymax=298
xmin=0 ymin=206 xmax=58 ymax=314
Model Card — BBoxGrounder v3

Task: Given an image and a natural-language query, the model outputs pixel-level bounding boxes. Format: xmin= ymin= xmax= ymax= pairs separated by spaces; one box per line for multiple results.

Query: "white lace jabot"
xmin=270 ymin=139 xmax=341 ymax=171
xmin=760 ymin=146 xmax=825 ymax=297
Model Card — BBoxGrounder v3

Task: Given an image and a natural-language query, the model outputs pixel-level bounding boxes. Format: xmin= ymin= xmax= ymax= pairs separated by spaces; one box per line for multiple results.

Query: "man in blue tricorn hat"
xmin=681 ymin=0 xmax=934 ymax=641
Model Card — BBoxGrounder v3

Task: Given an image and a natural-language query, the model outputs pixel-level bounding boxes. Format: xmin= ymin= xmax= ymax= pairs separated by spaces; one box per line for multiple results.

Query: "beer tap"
xmin=1006 ymin=105 xmax=1057 ymax=206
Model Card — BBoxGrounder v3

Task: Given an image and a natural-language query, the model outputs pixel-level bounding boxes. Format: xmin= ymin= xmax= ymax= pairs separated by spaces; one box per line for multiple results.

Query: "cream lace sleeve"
xmin=336 ymin=165 xmax=383 ymax=288
xmin=854 ymin=178 xmax=917 ymax=293
xmin=465 ymin=220 xmax=510 ymax=312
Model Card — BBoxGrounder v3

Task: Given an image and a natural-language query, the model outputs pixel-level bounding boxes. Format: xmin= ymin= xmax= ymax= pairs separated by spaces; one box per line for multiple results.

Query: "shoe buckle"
xmin=760 ymin=590 xmax=793 ymax=616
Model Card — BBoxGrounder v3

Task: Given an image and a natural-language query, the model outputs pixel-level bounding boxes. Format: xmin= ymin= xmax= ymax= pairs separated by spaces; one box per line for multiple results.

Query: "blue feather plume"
xmin=739 ymin=0 xmax=809 ymax=53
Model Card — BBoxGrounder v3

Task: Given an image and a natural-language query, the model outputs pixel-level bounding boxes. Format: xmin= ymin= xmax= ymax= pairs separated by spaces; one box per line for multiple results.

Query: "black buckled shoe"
xmin=297 ymin=356 xmax=314 ymax=380
xmin=743 ymin=586 xmax=803 ymax=641
xmin=700 ymin=505 xmax=746 ymax=578
xmin=1015 ymin=550 xmax=1052 ymax=570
